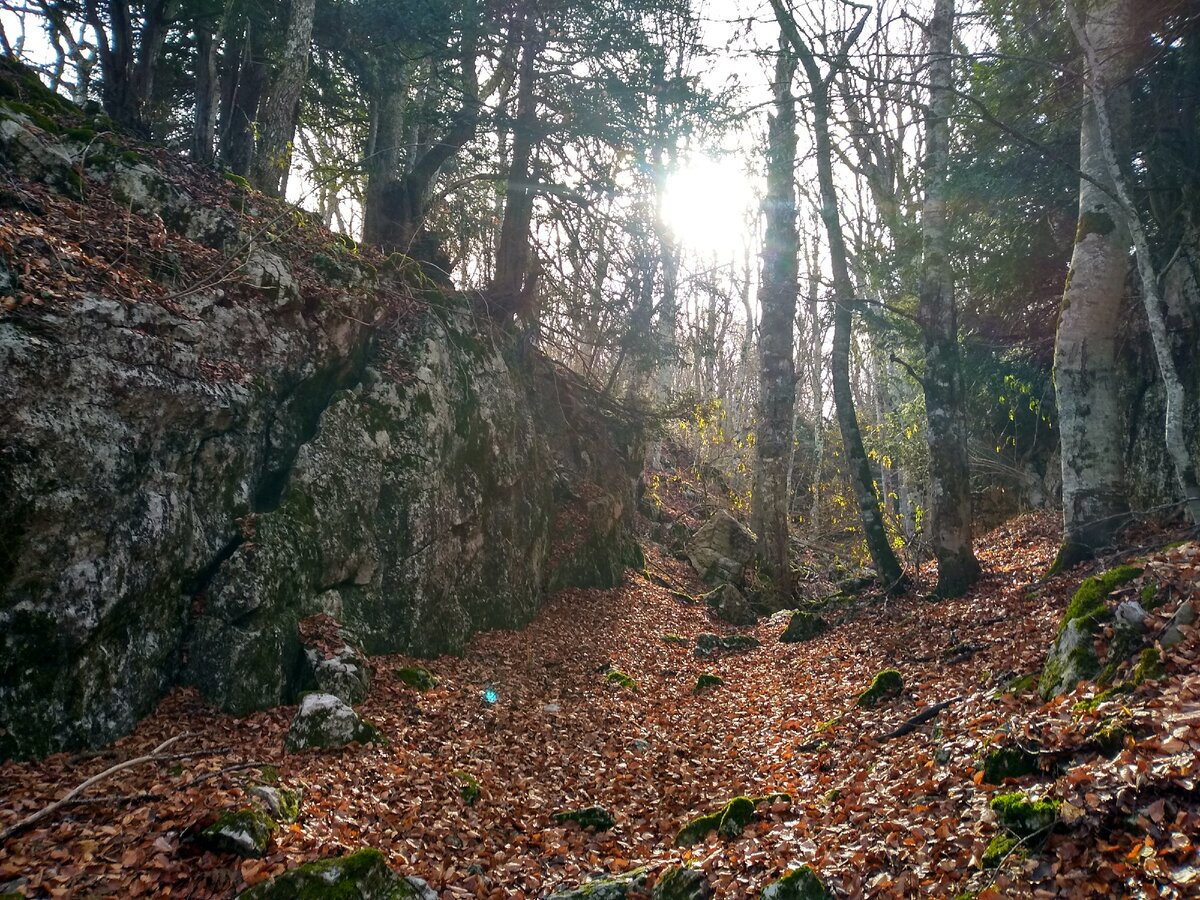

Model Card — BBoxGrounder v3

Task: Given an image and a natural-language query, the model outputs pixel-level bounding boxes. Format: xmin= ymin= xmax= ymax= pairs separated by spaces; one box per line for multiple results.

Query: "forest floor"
xmin=1 ymin=509 xmax=1198 ymax=899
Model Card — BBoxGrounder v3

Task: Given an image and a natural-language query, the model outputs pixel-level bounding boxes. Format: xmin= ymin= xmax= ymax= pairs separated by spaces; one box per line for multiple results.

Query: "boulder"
xmin=694 ymin=633 xmax=760 ymax=657
xmin=285 ymin=693 xmax=382 ymax=752
xmin=195 ymin=808 xmax=276 ymax=858
xmin=705 ymin=583 xmax=757 ymax=626
xmin=248 ymin=785 xmax=302 ymax=824
xmin=300 ymin=616 xmax=372 ymax=705
xmin=779 ymin=611 xmax=828 ymax=644
xmin=546 ymin=869 xmax=648 ymax=900
xmin=653 ymin=866 xmax=711 ymax=900
xmin=552 ymin=806 xmax=615 ymax=831
xmin=237 ymin=848 xmax=435 ymax=899
xmin=760 ymin=866 xmax=832 ymax=900
xmin=1039 ymin=619 xmax=1099 ymax=699
xmin=686 ymin=511 xmax=757 ymax=585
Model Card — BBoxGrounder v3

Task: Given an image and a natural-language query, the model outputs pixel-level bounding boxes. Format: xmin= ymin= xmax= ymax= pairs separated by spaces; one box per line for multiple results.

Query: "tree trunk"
xmin=771 ymin=1 xmax=906 ymax=591
xmin=1065 ymin=0 xmax=1200 ymax=528
xmin=191 ymin=26 xmax=219 ymax=164
xmin=753 ymin=40 xmax=799 ymax=598
xmin=218 ymin=24 xmax=268 ymax=178
xmin=1051 ymin=0 xmax=1135 ymax=571
xmin=918 ymin=0 xmax=980 ymax=597
xmin=249 ymin=0 xmax=317 ymax=196
xmin=361 ymin=67 xmax=413 ymax=246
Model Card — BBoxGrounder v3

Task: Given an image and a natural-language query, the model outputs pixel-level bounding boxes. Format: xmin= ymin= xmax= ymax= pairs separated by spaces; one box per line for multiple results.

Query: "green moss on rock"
xmin=198 ymin=807 xmax=277 ymax=857
xmin=856 ymin=669 xmax=904 ymax=707
xmin=1058 ymin=565 xmax=1141 ymax=637
xmin=693 ymin=673 xmax=724 ymax=693
xmin=759 ymin=865 xmax=832 ymax=900
xmin=395 ymin=666 xmax=438 ymax=691
xmin=605 ymin=670 xmax=637 ymax=690
xmin=237 ymin=847 xmax=434 ymax=899
xmin=453 ymin=770 xmax=481 ymax=805
xmin=981 ymin=746 xmax=1039 ymax=785
xmin=675 ymin=796 xmax=756 ymax=846
xmin=779 ymin=611 xmax=828 ymax=644
xmin=1093 ymin=718 xmax=1131 ymax=757
xmin=1132 ymin=647 xmax=1163 ymax=685
xmin=651 ymin=865 xmax=708 ymax=900
xmin=990 ymin=792 xmax=1059 ymax=837
xmin=981 ymin=833 xmax=1023 ymax=869
xmin=553 ymin=805 xmax=615 ymax=831
xmin=661 ymin=633 xmax=688 ymax=646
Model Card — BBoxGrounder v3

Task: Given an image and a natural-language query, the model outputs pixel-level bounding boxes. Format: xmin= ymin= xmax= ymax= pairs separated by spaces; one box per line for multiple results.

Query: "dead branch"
xmin=876 ymin=697 xmax=962 ymax=741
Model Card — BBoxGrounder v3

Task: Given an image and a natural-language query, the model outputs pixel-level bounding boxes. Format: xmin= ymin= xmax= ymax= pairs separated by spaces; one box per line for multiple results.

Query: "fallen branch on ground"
xmin=876 ymin=697 xmax=963 ymax=741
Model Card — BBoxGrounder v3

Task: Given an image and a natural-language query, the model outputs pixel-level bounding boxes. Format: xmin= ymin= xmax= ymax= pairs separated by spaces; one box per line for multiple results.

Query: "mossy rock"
xmin=856 ymin=669 xmax=903 ymax=707
xmin=693 ymin=633 xmax=760 ymax=657
xmin=693 ymin=673 xmax=724 ymax=693
xmin=1132 ymin=647 xmax=1164 ymax=685
xmin=395 ymin=666 xmax=438 ymax=691
xmin=1072 ymin=684 xmax=1131 ymax=714
xmin=285 ymin=693 xmax=383 ymax=752
xmin=1001 ymin=673 xmax=1037 ymax=695
xmin=1057 ymin=565 xmax=1142 ymax=638
xmin=990 ymin=792 xmax=1059 ymax=837
xmin=652 ymin=865 xmax=710 ymax=900
xmin=1093 ymin=718 xmax=1132 ymax=757
xmin=453 ymin=770 xmax=481 ymax=805
xmin=981 ymin=833 xmax=1023 ymax=869
xmin=249 ymin=784 xmax=302 ymax=824
xmin=760 ymin=865 xmax=832 ymax=900
xmin=552 ymin=805 xmax=615 ymax=831
xmin=198 ymin=807 xmax=277 ymax=858
xmin=545 ymin=868 xmax=649 ymax=900
xmin=605 ymin=670 xmax=637 ymax=690
xmin=661 ymin=633 xmax=689 ymax=646
xmin=675 ymin=796 xmax=756 ymax=846
xmin=1038 ymin=618 xmax=1100 ymax=700
xmin=981 ymin=746 xmax=1039 ymax=785
xmin=237 ymin=848 xmax=436 ymax=899
xmin=779 ymin=611 xmax=828 ymax=644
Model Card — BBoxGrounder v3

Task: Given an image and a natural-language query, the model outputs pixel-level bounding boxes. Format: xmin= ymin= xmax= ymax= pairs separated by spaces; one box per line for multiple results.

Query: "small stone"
xmin=395 ymin=665 xmax=439 ymax=691
xmin=675 ymin=796 xmax=756 ymax=846
xmin=237 ymin=848 xmax=436 ymax=899
xmin=285 ymin=693 xmax=382 ymax=752
xmin=990 ymin=791 xmax=1059 ymax=837
xmin=779 ymin=611 xmax=828 ymax=644
xmin=1161 ymin=601 xmax=1195 ymax=648
xmin=553 ymin=805 xmax=616 ymax=831
xmin=652 ymin=865 xmax=711 ymax=900
xmin=605 ymin=670 xmax=637 ymax=690
xmin=693 ymin=673 xmax=724 ymax=693
xmin=981 ymin=745 xmax=1039 ymax=785
xmin=694 ymin=633 xmax=760 ymax=658
xmin=856 ymin=669 xmax=904 ymax=707
xmin=631 ymin=739 xmax=651 ymax=751
xmin=545 ymin=868 xmax=649 ymax=900
xmin=197 ymin=807 xmax=276 ymax=858
xmin=248 ymin=785 xmax=302 ymax=823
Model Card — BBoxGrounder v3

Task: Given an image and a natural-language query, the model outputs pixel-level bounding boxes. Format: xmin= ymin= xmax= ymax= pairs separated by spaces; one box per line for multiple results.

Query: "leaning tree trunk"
xmin=753 ymin=40 xmax=800 ymax=599
xmin=771 ymin=0 xmax=906 ymax=591
xmin=1051 ymin=0 xmax=1135 ymax=571
xmin=918 ymin=0 xmax=980 ymax=597
xmin=1066 ymin=0 xmax=1200 ymax=527
xmin=249 ymin=0 xmax=317 ymax=196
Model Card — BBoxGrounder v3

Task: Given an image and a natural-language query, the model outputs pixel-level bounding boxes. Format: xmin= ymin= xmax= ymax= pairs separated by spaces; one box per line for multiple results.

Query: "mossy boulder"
xmin=981 ymin=746 xmax=1039 ymax=785
xmin=237 ymin=848 xmax=436 ymax=899
xmin=990 ymin=792 xmax=1060 ymax=837
xmin=760 ymin=866 xmax=832 ymax=900
xmin=675 ymin=796 xmax=757 ymax=846
xmin=661 ymin=633 xmax=689 ymax=646
xmin=285 ymin=693 xmax=383 ymax=751
xmin=197 ymin=807 xmax=277 ymax=858
xmin=553 ymin=805 xmax=615 ymax=831
xmin=304 ymin=642 xmax=372 ymax=706
xmin=545 ymin=868 xmax=649 ymax=900
xmin=1132 ymin=647 xmax=1164 ymax=684
xmin=705 ymin=583 xmax=757 ymax=626
xmin=693 ymin=673 xmax=724 ymax=693
xmin=779 ymin=612 xmax=828 ymax=644
xmin=249 ymin=785 xmax=303 ymax=824
xmin=652 ymin=865 xmax=711 ymax=900
xmin=981 ymin=833 xmax=1022 ymax=869
xmin=856 ymin=669 xmax=904 ymax=707
xmin=395 ymin=666 xmax=438 ymax=691
xmin=1040 ymin=566 xmax=1142 ymax=699
xmin=694 ymin=633 xmax=760 ymax=658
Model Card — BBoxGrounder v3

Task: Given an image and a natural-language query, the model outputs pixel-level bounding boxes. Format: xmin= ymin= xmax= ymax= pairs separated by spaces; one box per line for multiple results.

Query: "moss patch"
xmin=197 ymin=807 xmax=276 ymax=857
xmin=395 ymin=665 xmax=438 ymax=691
xmin=1076 ymin=209 xmax=1116 ymax=241
xmin=1132 ymin=647 xmax=1163 ymax=685
xmin=237 ymin=847 xmax=428 ymax=899
xmin=675 ymin=796 xmax=757 ymax=846
xmin=605 ymin=670 xmax=637 ymax=690
xmin=779 ymin=611 xmax=828 ymax=644
xmin=856 ymin=669 xmax=904 ymax=707
xmin=1058 ymin=565 xmax=1142 ymax=637
xmin=693 ymin=673 xmax=724 ymax=693
xmin=981 ymin=746 xmax=1039 ymax=785
xmin=759 ymin=865 xmax=832 ymax=900
xmin=1093 ymin=718 xmax=1132 ymax=757
xmin=981 ymin=833 xmax=1023 ymax=869
xmin=990 ymin=792 xmax=1059 ymax=837
xmin=652 ymin=865 xmax=709 ymax=900
xmin=453 ymin=770 xmax=481 ymax=805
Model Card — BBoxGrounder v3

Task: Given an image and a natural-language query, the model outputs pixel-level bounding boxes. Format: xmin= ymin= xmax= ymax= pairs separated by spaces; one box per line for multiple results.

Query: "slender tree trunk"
xmin=918 ymin=0 xmax=980 ymax=597
xmin=771 ymin=1 xmax=905 ymax=590
xmin=753 ymin=40 xmax=800 ymax=598
xmin=1051 ymin=0 xmax=1135 ymax=570
xmin=192 ymin=26 xmax=219 ymax=163
xmin=362 ymin=68 xmax=412 ymax=246
xmin=1066 ymin=0 xmax=1200 ymax=527
xmin=218 ymin=25 xmax=268 ymax=178
xmin=249 ymin=0 xmax=317 ymax=196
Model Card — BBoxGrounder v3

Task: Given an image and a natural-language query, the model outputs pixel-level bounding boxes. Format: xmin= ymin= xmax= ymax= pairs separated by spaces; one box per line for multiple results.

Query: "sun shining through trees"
xmin=661 ymin=155 xmax=758 ymax=257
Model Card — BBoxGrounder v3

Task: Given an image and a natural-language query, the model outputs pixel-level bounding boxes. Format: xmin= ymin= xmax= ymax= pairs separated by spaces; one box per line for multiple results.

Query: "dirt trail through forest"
xmin=1 ymin=512 xmax=1198 ymax=898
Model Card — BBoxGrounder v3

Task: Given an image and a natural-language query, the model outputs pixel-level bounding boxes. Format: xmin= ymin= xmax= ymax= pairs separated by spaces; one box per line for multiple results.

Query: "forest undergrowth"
xmin=1 ymin=511 xmax=1198 ymax=899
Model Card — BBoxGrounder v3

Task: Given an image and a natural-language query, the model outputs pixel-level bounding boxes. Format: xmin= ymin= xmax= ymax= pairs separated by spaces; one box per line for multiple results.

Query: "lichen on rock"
xmin=856 ymin=669 xmax=904 ymax=707
xmin=284 ymin=693 xmax=382 ymax=752
xmin=236 ymin=848 xmax=436 ymax=899
xmin=759 ymin=865 xmax=831 ymax=900
xmin=652 ymin=865 xmax=711 ymax=900
xmin=197 ymin=807 xmax=277 ymax=858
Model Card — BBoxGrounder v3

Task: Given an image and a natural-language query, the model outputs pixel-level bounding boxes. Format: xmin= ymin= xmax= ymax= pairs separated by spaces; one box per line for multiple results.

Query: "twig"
xmin=876 ymin=697 xmax=962 ymax=741
xmin=187 ymin=761 xmax=273 ymax=786
xmin=0 ymin=733 xmax=233 ymax=843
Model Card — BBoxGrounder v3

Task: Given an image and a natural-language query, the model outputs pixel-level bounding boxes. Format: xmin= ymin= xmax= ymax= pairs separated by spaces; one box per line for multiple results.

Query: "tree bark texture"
xmin=1052 ymin=0 xmax=1135 ymax=569
xmin=753 ymin=41 xmax=800 ymax=597
xmin=249 ymin=0 xmax=317 ymax=196
xmin=918 ymin=0 xmax=980 ymax=597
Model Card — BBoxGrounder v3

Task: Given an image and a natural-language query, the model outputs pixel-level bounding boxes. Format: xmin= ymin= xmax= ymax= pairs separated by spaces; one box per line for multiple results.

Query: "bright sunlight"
xmin=661 ymin=155 xmax=757 ymax=256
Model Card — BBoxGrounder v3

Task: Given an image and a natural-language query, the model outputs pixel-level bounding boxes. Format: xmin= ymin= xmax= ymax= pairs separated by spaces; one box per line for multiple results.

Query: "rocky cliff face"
xmin=0 ymin=62 xmax=641 ymax=759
